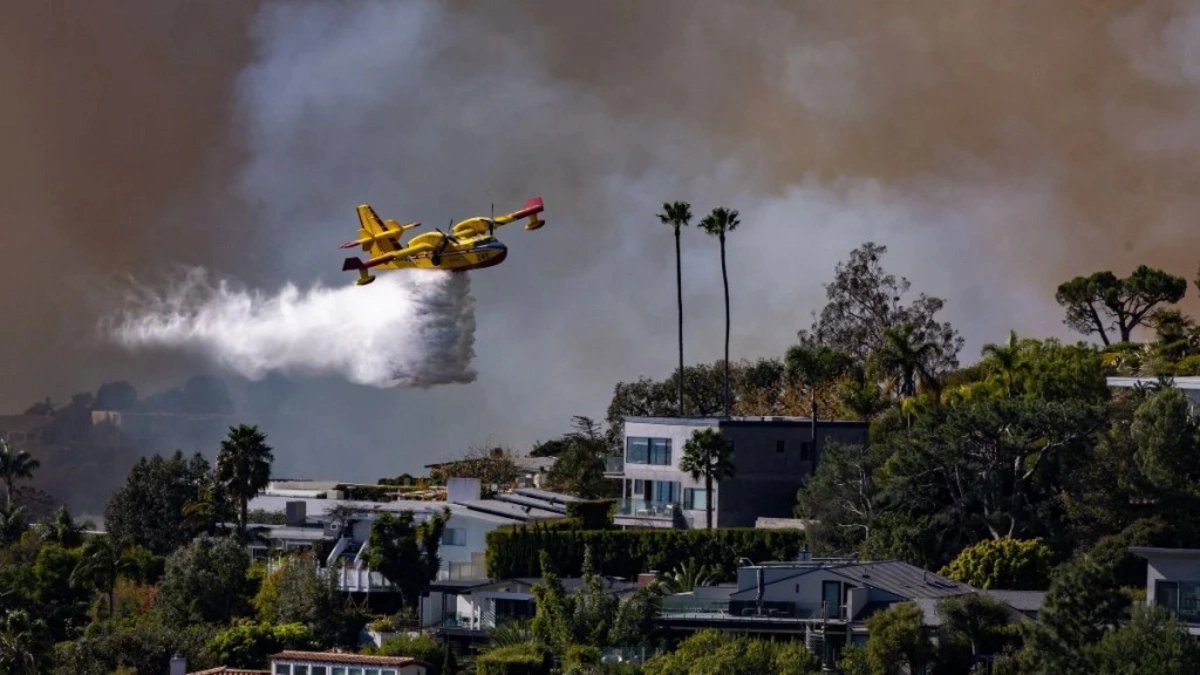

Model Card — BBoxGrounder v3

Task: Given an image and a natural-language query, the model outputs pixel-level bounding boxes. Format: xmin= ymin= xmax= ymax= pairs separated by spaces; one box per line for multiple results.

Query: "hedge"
xmin=486 ymin=524 xmax=805 ymax=580
xmin=476 ymin=644 xmax=549 ymax=675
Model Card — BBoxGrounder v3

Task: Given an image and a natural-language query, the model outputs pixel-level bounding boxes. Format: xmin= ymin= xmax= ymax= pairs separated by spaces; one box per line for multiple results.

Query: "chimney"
xmin=798 ymin=544 xmax=811 ymax=563
xmin=169 ymin=653 xmax=186 ymax=675
xmin=447 ymin=477 xmax=481 ymax=503
xmin=638 ymin=571 xmax=661 ymax=588
xmin=285 ymin=500 xmax=306 ymax=527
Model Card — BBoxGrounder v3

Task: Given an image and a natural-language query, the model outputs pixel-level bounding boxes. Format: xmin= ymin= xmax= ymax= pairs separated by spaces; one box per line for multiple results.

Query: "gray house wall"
xmin=620 ymin=417 xmax=868 ymax=528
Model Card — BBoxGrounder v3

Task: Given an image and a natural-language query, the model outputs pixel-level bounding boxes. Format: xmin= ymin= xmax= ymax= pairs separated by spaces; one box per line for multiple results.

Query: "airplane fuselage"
xmin=392 ymin=237 xmax=508 ymax=272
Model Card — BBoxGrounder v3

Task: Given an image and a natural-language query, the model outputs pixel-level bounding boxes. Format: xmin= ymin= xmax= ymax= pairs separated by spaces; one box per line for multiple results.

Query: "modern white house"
xmin=243 ymin=477 xmax=576 ymax=625
xmin=605 ymin=416 xmax=869 ymax=528
xmin=427 ymin=575 xmax=639 ymax=633
xmin=1128 ymin=546 xmax=1200 ymax=634
xmin=176 ymin=650 xmax=429 ymax=675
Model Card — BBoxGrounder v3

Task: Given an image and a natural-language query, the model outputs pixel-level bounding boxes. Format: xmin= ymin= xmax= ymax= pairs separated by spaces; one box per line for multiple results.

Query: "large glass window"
xmin=684 ymin=488 xmax=708 ymax=510
xmin=652 ymin=480 xmax=679 ymax=504
xmin=627 ymin=437 xmax=671 ymax=465
xmin=276 ymin=665 xmax=291 ymax=675
xmin=1156 ymin=580 xmax=1200 ymax=623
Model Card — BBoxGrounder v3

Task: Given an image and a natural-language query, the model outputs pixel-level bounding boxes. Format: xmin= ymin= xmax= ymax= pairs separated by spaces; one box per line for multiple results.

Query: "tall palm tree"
xmin=874 ymin=323 xmax=943 ymax=399
xmin=679 ymin=428 xmax=736 ymax=529
xmin=71 ymin=536 xmax=134 ymax=619
xmin=699 ymin=207 xmax=741 ymax=417
xmin=40 ymin=506 xmax=86 ymax=548
xmin=657 ymin=201 xmax=693 ymax=417
xmin=980 ymin=330 xmax=1026 ymax=398
xmin=785 ymin=344 xmax=854 ymax=457
xmin=0 ymin=440 xmax=39 ymax=510
xmin=215 ymin=424 xmax=274 ymax=541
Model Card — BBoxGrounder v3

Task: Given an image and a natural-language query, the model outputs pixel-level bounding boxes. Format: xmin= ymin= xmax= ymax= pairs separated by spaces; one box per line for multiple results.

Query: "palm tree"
xmin=71 ymin=536 xmax=133 ymax=619
xmin=980 ymin=330 xmax=1026 ymax=397
xmin=785 ymin=344 xmax=854 ymax=457
xmin=0 ymin=609 xmax=46 ymax=674
xmin=40 ymin=506 xmax=86 ymax=548
xmin=657 ymin=201 xmax=693 ymax=417
xmin=0 ymin=441 xmax=39 ymax=510
xmin=679 ymin=428 xmax=736 ymax=529
xmin=874 ymin=323 xmax=943 ymax=399
xmin=215 ymin=424 xmax=274 ymax=541
xmin=699 ymin=207 xmax=741 ymax=417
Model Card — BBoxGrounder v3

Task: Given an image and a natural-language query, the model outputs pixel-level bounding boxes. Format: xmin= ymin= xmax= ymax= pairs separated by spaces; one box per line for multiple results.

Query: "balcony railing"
xmin=605 ymin=456 xmax=625 ymax=474
xmin=615 ymin=499 xmax=680 ymax=519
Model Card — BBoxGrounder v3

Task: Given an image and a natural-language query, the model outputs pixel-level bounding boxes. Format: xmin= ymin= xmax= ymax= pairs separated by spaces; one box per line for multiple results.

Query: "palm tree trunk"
xmin=705 ymin=470 xmax=713 ymax=529
xmin=4 ymin=478 xmax=11 ymax=510
xmin=810 ymin=389 xmax=818 ymax=464
xmin=720 ymin=234 xmax=730 ymax=418
xmin=675 ymin=226 xmax=685 ymax=417
xmin=240 ymin=496 xmax=248 ymax=541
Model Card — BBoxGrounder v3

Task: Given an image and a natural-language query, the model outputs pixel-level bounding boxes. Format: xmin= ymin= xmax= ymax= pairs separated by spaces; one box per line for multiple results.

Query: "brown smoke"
xmin=4 ymin=0 xmax=1200 ymax=482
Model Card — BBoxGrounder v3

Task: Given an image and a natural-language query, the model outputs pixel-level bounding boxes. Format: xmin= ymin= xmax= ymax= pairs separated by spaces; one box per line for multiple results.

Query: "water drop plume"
xmin=107 ymin=268 xmax=476 ymax=388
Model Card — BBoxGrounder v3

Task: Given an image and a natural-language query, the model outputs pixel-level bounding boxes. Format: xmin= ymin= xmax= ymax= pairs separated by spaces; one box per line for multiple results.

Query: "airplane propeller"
xmin=488 ymin=202 xmax=496 ymax=236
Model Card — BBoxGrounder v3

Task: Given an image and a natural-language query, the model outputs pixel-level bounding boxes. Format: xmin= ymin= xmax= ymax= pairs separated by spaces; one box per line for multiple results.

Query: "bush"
xmin=939 ymin=537 xmax=1055 ymax=590
xmin=486 ymin=525 xmax=805 ymax=579
xmin=565 ymin=645 xmax=602 ymax=674
xmin=476 ymin=643 xmax=549 ymax=675
xmin=566 ymin=500 xmax=617 ymax=529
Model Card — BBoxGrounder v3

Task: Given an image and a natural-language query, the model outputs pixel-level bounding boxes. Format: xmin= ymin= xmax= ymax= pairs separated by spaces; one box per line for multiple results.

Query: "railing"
xmin=605 ymin=456 xmax=625 ymax=474
xmin=615 ymin=499 xmax=680 ymax=519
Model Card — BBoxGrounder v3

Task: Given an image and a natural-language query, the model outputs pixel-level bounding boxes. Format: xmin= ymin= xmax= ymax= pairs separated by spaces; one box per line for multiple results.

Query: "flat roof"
xmin=1108 ymin=377 xmax=1200 ymax=391
xmin=625 ymin=416 xmax=867 ymax=427
xmin=1128 ymin=546 xmax=1200 ymax=559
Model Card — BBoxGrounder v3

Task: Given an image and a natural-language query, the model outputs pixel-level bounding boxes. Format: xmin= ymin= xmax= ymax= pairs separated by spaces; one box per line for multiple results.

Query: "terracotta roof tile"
xmin=272 ymin=650 xmax=432 ymax=667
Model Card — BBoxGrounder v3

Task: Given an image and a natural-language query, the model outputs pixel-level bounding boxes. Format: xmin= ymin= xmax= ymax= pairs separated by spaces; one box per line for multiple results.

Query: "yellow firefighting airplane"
xmin=339 ymin=197 xmax=545 ymax=285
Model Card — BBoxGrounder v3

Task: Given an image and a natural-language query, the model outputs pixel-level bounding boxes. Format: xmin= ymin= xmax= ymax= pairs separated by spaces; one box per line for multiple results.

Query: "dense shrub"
xmin=486 ymin=525 xmax=805 ymax=579
xmin=476 ymin=643 xmax=549 ymax=675
xmin=939 ymin=537 xmax=1055 ymax=590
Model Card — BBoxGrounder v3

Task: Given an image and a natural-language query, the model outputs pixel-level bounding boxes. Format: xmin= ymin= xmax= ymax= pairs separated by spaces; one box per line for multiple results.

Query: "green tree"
xmin=215 ymin=424 xmax=274 ymax=541
xmin=70 ymin=535 xmax=136 ymax=619
xmin=679 ymin=428 xmax=736 ymax=529
xmin=0 ymin=609 xmax=49 ymax=675
xmin=939 ymin=537 xmax=1055 ymax=590
xmin=657 ymin=201 xmax=693 ymax=417
xmin=610 ymin=587 xmax=662 ymax=649
xmin=1055 ymin=266 xmax=1188 ymax=345
xmin=935 ymin=593 xmax=1018 ymax=668
xmin=104 ymin=451 xmax=211 ymax=555
xmin=1131 ymin=385 xmax=1200 ymax=503
xmin=155 ymin=535 xmax=252 ymax=626
xmin=254 ymin=550 xmax=359 ymax=648
xmin=981 ymin=330 xmax=1028 ymax=398
xmin=799 ymin=242 xmax=963 ymax=371
xmin=569 ymin=547 xmax=619 ymax=648
xmin=0 ymin=441 xmax=40 ymax=510
xmin=207 ymin=621 xmax=318 ymax=669
xmin=864 ymin=601 xmax=934 ymax=675
xmin=699 ymin=206 xmax=741 ymax=418
xmin=795 ymin=441 xmax=884 ymax=554
xmin=39 ymin=506 xmax=86 ymax=549
xmin=873 ymin=323 xmax=943 ymax=399
xmin=1086 ymin=603 xmax=1200 ymax=674
xmin=365 ymin=509 xmax=448 ymax=609
xmin=545 ymin=417 xmax=612 ymax=499
xmin=530 ymin=553 xmax=573 ymax=654
xmin=785 ymin=344 xmax=854 ymax=446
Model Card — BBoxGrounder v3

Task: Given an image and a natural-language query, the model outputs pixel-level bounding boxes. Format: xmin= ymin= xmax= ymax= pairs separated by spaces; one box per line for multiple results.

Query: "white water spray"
xmin=107 ymin=268 xmax=476 ymax=388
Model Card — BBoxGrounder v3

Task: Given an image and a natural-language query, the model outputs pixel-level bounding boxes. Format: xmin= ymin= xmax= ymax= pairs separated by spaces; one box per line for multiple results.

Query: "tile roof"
xmin=272 ymin=651 xmax=431 ymax=667
xmin=188 ymin=668 xmax=270 ymax=675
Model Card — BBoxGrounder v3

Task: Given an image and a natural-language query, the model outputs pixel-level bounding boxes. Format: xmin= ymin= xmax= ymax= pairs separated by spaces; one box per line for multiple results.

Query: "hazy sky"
xmin=4 ymin=0 xmax=1200 ymax=480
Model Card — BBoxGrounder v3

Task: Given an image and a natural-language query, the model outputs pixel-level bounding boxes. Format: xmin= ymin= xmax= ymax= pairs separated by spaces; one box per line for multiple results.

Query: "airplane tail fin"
xmin=515 ymin=197 xmax=545 ymax=231
xmin=340 ymin=205 xmax=416 ymax=253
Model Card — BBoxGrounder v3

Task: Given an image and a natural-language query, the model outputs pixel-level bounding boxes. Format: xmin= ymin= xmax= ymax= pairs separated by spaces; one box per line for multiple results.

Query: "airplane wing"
xmin=339 ymin=204 xmax=421 ymax=253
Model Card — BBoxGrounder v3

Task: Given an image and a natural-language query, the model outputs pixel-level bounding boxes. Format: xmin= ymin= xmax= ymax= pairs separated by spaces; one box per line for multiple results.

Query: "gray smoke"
xmin=108 ymin=268 xmax=475 ymax=388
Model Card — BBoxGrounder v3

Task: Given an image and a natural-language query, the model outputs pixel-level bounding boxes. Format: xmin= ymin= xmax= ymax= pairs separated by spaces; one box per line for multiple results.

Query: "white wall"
xmin=1143 ymin=555 xmax=1200 ymax=604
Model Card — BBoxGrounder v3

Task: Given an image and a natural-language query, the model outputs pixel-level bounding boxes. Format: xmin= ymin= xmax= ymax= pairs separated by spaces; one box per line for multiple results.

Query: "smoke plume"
xmin=8 ymin=0 xmax=1200 ymax=484
xmin=108 ymin=269 xmax=475 ymax=388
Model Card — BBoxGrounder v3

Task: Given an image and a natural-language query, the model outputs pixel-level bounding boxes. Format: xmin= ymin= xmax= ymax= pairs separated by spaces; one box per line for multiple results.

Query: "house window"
xmin=275 ymin=665 xmax=291 ymax=675
xmin=684 ymin=488 xmax=708 ymax=510
xmin=1156 ymin=580 xmax=1200 ymax=623
xmin=652 ymin=480 xmax=680 ymax=504
xmin=332 ymin=669 xmax=347 ymax=675
xmin=776 ymin=440 xmax=785 ymax=453
xmin=822 ymin=580 xmax=841 ymax=617
xmin=293 ymin=666 xmax=310 ymax=675
xmin=442 ymin=527 xmax=466 ymax=546
xmin=627 ymin=437 xmax=671 ymax=465
xmin=312 ymin=668 xmax=327 ymax=675
xmin=800 ymin=441 xmax=813 ymax=460
xmin=496 ymin=598 xmax=535 ymax=619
